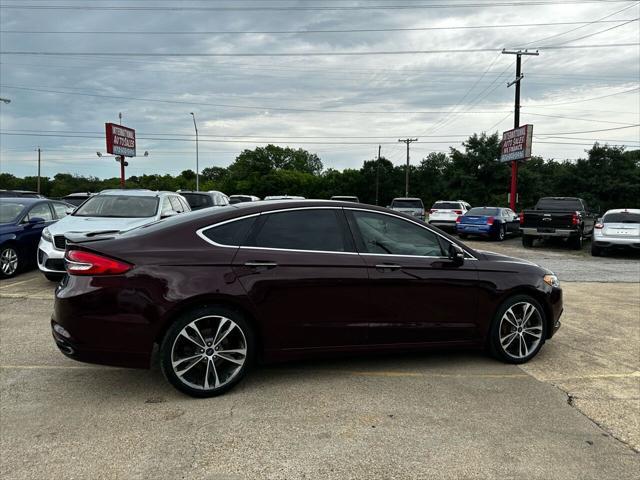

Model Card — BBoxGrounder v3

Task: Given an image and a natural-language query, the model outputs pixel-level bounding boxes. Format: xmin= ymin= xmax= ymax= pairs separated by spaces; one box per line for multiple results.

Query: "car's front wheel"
xmin=160 ymin=306 xmax=254 ymax=397
xmin=0 ymin=245 xmax=20 ymax=278
xmin=488 ymin=295 xmax=547 ymax=364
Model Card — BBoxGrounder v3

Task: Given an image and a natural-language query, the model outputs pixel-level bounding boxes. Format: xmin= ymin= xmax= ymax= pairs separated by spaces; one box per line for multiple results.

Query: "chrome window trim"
xmin=196 ymin=205 xmax=477 ymax=260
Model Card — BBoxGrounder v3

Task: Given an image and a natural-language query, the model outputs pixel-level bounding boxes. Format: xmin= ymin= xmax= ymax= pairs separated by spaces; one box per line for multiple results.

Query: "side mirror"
xmin=161 ymin=210 xmax=178 ymax=219
xmin=27 ymin=216 xmax=45 ymax=226
xmin=448 ymin=243 xmax=465 ymax=266
xmin=65 ymin=207 xmax=76 ymax=215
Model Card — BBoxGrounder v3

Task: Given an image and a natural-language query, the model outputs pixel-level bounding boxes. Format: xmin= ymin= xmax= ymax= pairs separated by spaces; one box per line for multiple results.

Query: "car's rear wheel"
xmin=494 ymin=225 xmax=506 ymax=242
xmin=591 ymin=243 xmax=603 ymax=256
xmin=522 ymin=235 xmax=534 ymax=248
xmin=488 ymin=295 xmax=547 ymax=364
xmin=0 ymin=245 xmax=20 ymax=278
xmin=160 ymin=306 xmax=254 ymax=397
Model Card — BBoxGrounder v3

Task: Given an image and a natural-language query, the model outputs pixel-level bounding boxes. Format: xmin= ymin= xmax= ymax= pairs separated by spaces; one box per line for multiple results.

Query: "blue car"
xmin=456 ymin=206 xmax=520 ymax=241
xmin=0 ymin=197 xmax=72 ymax=278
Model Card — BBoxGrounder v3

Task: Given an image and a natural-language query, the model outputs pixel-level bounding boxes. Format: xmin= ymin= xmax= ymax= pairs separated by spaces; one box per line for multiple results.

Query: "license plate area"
xmin=537 ymin=228 xmax=555 ymax=233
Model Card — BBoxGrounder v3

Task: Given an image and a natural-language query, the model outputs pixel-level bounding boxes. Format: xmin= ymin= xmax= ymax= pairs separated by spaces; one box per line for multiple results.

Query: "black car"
xmin=178 ymin=191 xmax=229 ymax=211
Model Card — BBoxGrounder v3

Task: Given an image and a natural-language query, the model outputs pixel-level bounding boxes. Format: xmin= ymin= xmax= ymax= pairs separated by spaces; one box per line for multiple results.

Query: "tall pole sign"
xmin=502 ymin=49 xmax=538 ymax=210
xmin=105 ymin=123 xmax=136 ymax=188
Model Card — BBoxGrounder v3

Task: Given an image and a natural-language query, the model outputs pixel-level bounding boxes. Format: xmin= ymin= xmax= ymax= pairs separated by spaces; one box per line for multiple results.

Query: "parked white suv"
xmin=428 ymin=200 xmax=471 ymax=230
xmin=38 ymin=189 xmax=191 ymax=281
xmin=389 ymin=198 xmax=425 ymax=220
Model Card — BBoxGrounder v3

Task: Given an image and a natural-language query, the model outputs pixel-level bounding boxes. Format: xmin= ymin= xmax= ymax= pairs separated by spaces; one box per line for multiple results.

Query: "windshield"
xmin=603 ymin=212 xmax=640 ymax=224
xmin=432 ymin=202 xmax=461 ymax=210
xmin=74 ymin=195 xmax=159 ymax=218
xmin=0 ymin=201 xmax=26 ymax=223
xmin=535 ymin=198 xmax=583 ymax=211
xmin=391 ymin=199 xmax=424 ymax=209
xmin=467 ymin=207 xmax=499 ymax=216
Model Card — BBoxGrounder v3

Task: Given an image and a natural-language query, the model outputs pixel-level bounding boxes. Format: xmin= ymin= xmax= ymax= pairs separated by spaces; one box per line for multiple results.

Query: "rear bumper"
xmin=429 ymin=220 xmax=457 ymax=228
xmin=593 ymin=235 xmax=640 ymax=248
xmin=456 ymin=224 xmax=493 ymax=235
xmin=521 ymin=227 xmax=577 ymax=238
xmin=51 ymin=277 xmax=155 ymax=369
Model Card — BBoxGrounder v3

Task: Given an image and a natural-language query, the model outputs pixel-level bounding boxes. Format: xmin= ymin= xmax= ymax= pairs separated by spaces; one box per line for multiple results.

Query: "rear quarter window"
xmin=201 ymin=217 xmax=257 ymax=246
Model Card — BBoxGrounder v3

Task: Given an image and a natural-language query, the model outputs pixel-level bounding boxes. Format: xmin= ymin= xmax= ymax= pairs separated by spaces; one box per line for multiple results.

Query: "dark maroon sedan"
xmin=52 ymin=200 xmax=562 ymax=397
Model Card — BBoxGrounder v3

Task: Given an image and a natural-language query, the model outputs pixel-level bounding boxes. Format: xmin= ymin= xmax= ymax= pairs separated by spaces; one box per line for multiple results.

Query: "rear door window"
xmin=248 ymin=209 xmax=352 ymax=252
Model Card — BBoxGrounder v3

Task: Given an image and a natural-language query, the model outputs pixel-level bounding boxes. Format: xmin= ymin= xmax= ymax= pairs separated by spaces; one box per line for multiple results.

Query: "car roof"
xmin=392 ymin=197 xmax=422 ymax=201
xmin=604 ymin=208 xmax=640 ymax=215
xmin=0 ymin=197 xmax=49 ymax=205
xmin=98 ymin=189 xmax=174 ymax=197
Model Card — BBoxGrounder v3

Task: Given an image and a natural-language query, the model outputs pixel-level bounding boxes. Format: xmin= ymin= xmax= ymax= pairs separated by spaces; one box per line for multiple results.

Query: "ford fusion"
xmin=52 ymin=200 xmax=562 ymax=397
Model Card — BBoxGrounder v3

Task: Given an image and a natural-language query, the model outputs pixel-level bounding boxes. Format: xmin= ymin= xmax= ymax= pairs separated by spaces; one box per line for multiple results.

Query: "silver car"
xmin=389 ymin=197 xmax=425 ymax=221
xmin=38 ymin=189 xmax=191 ymax=280
xmin=591 ymin=208 xmax=640 ymax=256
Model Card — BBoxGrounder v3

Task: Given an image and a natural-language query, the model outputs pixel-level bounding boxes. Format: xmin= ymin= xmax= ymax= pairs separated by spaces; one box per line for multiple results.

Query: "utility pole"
xmin=375 ymin=144 xmax=381 ymax=205
xmin=36 ymin=147 xmax=41 ymax=194
xmin=502 ymin=49 xmax=538 ymax=210
xmin=117 ymin=112 xmax=126 ymax=189
xmin=190 ymin=112 xmax=199 ymax=191
xmin=398 ymin=138 xmax=418 ymax=197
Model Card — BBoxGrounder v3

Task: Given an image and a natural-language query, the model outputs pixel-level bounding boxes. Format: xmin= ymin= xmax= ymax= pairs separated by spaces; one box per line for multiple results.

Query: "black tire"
xmin=458 ymin=233 xmax=468 ymax=240
xmin=570 ymin=231 xmax=584 ymax=250
xmin=522 ymin=235 xmax=534 ymax=248
xmin=160 ymin=305 xmax=255 ymax=398
xmin=494 ymin=225 xmax=506 ymax=242
xmin=488 ymin=295 xmax=547 ymax=364
xmin=0 ymin=244 xmax=20 ymax=279
xmin=591 ymin=243 xmax=602 ymax=257
xmin=44 ymin=272 xmax=64 ymax=282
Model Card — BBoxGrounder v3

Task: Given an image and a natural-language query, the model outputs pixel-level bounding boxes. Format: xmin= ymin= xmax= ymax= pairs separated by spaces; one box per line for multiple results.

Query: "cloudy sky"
xmin=1 ymin=0 xmax=639 ymax=179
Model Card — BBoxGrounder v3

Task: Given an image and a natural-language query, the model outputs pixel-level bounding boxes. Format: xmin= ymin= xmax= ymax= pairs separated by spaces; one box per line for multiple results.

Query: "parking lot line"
xmin=0 ymin=364 xmax=121 ymax=371
xmin=0 ymin=293 xmax=52 ymax=300
xmin=0 ymin=278 xmax=37 ymax=289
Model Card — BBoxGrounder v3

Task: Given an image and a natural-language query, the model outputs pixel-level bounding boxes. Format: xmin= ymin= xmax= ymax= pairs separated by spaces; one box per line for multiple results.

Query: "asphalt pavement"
xmin=1 ymin=244 xmax=639 ymax=479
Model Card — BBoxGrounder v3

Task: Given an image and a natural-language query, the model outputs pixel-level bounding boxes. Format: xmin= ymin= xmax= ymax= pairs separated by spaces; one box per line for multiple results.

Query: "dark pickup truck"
xmin=520 ymin=197 xmax=597 ymax=249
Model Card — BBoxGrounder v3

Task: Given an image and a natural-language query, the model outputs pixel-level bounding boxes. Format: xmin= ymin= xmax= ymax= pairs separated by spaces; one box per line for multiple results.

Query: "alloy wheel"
xmin=1 ymin=247 xmax=18 ymax=276
xmin=170 ymin=315 xmax=247 ymax=391
xmin=498 ymin=302 xmax=543 ymax=360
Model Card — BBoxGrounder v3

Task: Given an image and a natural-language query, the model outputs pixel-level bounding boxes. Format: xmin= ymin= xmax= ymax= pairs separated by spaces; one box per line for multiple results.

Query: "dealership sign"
xmin=500 ymin=124 xmax=533 ymax=162
xmin=105 ymin=123 xmax=136 ymax=157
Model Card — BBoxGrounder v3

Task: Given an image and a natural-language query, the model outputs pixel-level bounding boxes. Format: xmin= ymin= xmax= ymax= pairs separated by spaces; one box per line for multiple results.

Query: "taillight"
xmin=572 ymin=211 xmax=580 ymax=226
xmin=456 ymin=216 xmax=462 ymax=223
xmin=454 ymin=210 xmax=463 ymax=215
xmin=486 ymin=216 xmax=494 ymax=225
xmin=65 ymin=250 xmax=132 ymax=276
xmin=595 ymin=223 xmax=604 ymax=229
xmin=519 ymin=212 xmax=524 ymax=225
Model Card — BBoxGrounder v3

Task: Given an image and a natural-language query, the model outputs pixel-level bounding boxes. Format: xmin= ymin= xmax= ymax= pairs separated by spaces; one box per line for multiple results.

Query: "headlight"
xmin=543 ymin=274 xmax=560 ymax=288
xmin=41 ymin=227 xmax=52 ymax=242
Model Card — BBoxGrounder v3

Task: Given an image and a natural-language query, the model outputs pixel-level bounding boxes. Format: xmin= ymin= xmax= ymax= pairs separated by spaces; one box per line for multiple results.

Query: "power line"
xmin=1 ymin=43 xmax=638 ymax=58
xmin=0 ymin=85 xmax=513 ymax=115
xmin=527 ymin=86 xmax=639 ymax=106
xmin=1 ymin=19 xmax=634 ymax=35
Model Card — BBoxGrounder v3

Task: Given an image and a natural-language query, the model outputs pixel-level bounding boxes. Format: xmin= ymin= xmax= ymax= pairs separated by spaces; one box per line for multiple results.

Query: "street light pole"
xmin=37 ymin=147 xmax=41 ymax=194
xmin=190 ymin=112 xmax=199 ymax=191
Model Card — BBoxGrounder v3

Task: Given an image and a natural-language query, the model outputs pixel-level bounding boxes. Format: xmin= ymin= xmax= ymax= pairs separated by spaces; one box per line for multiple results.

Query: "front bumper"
xmin=547 ymin=287 xmax=563 ymax=339
xmin=37 ymin=238 xmax=65 ymax=273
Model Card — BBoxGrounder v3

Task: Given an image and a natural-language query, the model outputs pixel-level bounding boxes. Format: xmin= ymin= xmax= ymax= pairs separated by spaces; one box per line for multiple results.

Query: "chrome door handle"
xmin=244 ymin=261 xmax=278 ymax=270
xmin=375 ymin=263 xmax=402 ymax=272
